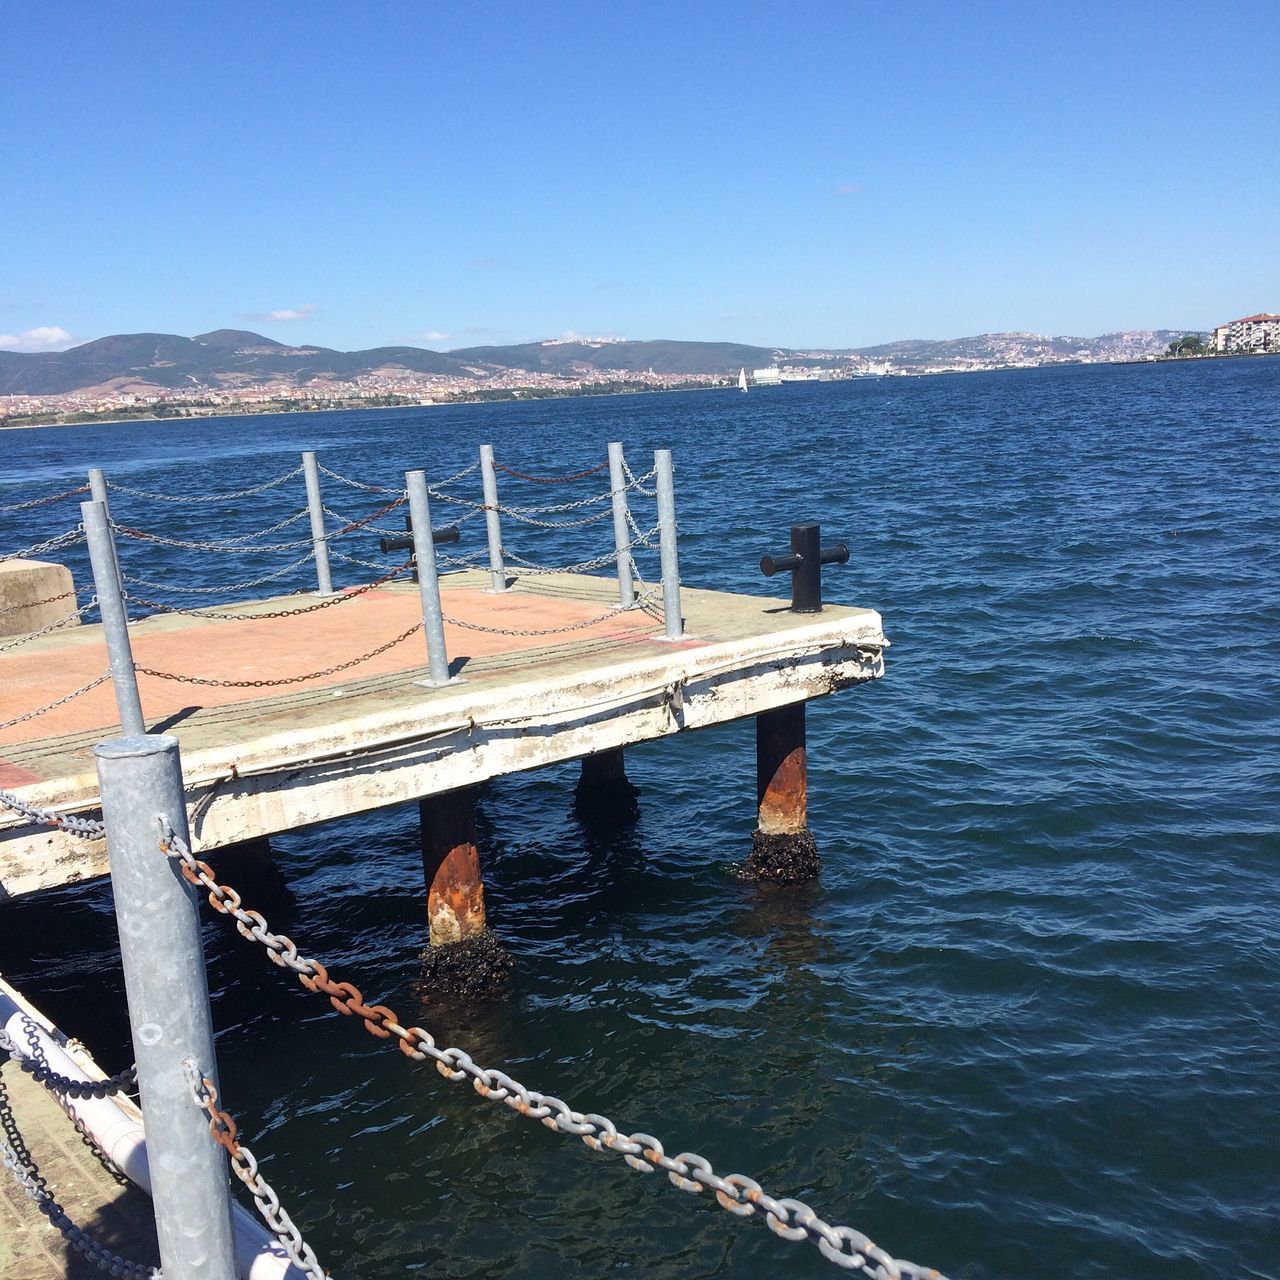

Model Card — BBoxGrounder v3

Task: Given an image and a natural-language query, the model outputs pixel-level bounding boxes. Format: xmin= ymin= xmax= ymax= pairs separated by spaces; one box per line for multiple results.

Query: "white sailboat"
xmin=738 ymin=367 xmax=748 ymax=393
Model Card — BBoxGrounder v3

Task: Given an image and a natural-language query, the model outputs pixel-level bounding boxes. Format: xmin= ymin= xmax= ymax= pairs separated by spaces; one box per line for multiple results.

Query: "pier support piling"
xmin=573 ymin=747 xmax=639 ymax=828
xmin=418 ymin=788 xmax=512 ymax=997
xmin=746 ymin=701 xmax=820 ymax=883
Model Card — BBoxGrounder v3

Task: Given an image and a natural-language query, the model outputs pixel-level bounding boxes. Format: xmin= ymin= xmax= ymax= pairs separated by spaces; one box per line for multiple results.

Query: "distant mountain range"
xmin=0 ymin=327 xmax=1200 ymax=397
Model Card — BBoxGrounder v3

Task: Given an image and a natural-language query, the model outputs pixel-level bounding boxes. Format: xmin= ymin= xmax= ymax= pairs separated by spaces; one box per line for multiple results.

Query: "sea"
xmin=1 ymin=357 xmax=1277 ymax=1279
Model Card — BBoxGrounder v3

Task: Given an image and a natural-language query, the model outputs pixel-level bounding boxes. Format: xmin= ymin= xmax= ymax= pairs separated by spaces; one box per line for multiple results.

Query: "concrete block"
xmin=0 ymin=560 xmax=78 ymax=639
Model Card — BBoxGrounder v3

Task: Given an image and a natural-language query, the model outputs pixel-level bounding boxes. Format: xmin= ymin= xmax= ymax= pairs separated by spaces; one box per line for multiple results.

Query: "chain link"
xmin=0 ymin=673 xmax=112 ymax=732
xmin=186 ymin=1071 xmax=327 ymax=1279
xmin=0 ymin=789 xmax=107 ymax=838
xmin=123 ymin=552 xmax=316 ymax=596
xmin=494 ymin=459 xmax=610 ymax=484
xmin=161 ymin=826 xmax=943 ymax=1279
xmin=127 ymin=560 xmax=412 ymax=623
xmin=442 ymin=587 xmax=662 ymax=637
xmin=0 ymin=596 xmax=99 ymax=651
xmin=0 ymin=1071 xmax=160 ymax=1279
xmin=0 ymin=586 xmax=79 ymax=614
xmin=114 ymin=509 xmax=312 ymax=554
xmin=106 ymin=465 xmax=303 ymax=504
xmin=501 ymin=526 xmax=660 ymax=578
xmin=0 ymin=1025 xmax=137 ymax=1101
xmin=621 ymin=458 xmax=658 ymax=498
xmin=1 ymin=525 xmax=85 ymax=562
xmin=0 ymin=483 xmax=91 ymax=515
xmin=136 ymin=621 xmax=422 ymax=687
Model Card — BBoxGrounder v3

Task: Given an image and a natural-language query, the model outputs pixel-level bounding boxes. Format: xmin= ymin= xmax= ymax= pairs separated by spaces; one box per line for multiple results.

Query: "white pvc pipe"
xmin=1 ymin=988 xmax=304 ymax=1280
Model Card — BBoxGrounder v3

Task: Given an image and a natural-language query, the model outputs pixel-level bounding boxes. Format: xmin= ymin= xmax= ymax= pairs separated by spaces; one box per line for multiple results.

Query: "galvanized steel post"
xmin=655 ymin=449 xmax=683 ymax=639
xmin=607 ymin=442 xmax=635 ymax=607
xmin=81 ymin=499 xmax=145 ymax=736
xmin=87 ymin=467 xmax=123 ymax=593
xmin=479 ymin=443 xmax=506 ymax=592
xmin=94 ymin=734 xmax=237 ymax=1280
xmin=407 ymin=470 xmax=451 ymax=684
xmin=301 ymin=451 xmax=335 ymax=597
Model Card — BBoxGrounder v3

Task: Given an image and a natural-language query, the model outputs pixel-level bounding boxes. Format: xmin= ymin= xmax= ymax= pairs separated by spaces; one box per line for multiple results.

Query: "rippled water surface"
xmin=3 ymin=359 xmax=1278 ymax=1279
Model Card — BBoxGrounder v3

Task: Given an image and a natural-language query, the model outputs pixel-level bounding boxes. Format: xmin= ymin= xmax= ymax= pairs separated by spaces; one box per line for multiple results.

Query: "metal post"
xmin=82 ymin=499 xmax=145 ymax=736
xmin=87 ymin=467 xmax=123 ymax=593
xmin=94 ymin=734 xmax=237 ymax=1280
xmin=607 ymin=442 xmax=635 ymax=607
xmin=655 ymin=449 xmax=682 ymax=639
xmin=479 ymin=444 xmax=506 ymax=592
xmin=301 ymin=451 xmax=334 ymax=597
xmin=407 ymin=470 xmax=451 ymax=684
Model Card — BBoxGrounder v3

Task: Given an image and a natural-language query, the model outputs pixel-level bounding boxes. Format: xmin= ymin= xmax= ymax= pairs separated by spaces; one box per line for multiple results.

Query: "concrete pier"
xmin=0 ymin=568 xmax=885 ymax=900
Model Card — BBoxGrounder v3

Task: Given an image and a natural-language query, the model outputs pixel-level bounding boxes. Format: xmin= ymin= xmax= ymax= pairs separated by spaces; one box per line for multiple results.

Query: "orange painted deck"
xmin=0 ymin=569 xmax=887 ymax=898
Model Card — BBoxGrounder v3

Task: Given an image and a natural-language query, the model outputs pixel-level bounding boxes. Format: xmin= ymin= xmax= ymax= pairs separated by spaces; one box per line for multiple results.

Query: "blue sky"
xmin=3 ymin=1 xmax=1277 ymax=352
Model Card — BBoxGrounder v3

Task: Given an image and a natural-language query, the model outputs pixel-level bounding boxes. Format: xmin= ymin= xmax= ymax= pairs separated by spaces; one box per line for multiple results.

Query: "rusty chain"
xmin=106 ymin=465 xmax=303 ymax=503
xmin=127 ymin=559 xmax=412 ymax=622
xmin=0 ymin=790 xmax=106 ymax=839
xmin=135 ymin=621 xmax=422 ymax=688
xmin=0 ymin=585 xmax=80 ymax=614
xmin=0 ymin=673 xmax=112 ymax=732
xmin=494 ymin=459 xmax=609 ymax=484
xmin=0 ymin=483 xmax=91 ymax=514
xmin=185 ymin=1068 xmax=327 ymax=1279
xmin=161 ymin=824 xmax=945 ymax=1279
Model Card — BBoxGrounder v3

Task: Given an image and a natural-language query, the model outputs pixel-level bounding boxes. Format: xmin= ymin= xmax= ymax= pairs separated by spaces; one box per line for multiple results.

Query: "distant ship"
xmin=738 ymin=367 xmax=748 ymax=393
xmin=752 ymin=366 xmax=783 ymax=387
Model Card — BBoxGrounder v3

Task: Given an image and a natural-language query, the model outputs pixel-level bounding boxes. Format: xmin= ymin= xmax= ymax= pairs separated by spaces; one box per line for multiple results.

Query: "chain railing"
xmin=494 ymin=459 xmax=609 ymax=484
xmin=187 ymin=1069 xmax=327 ymax=1280
xmin=0 ymin=483 xmax=90 ymax=515
xmin=162 ymin=825 xmax=944 ymax=1280
xmin=0 ymin=595 xmax=99 ymax=652
xmin=0 ymin=1070 xmax=159 ymax=1280
xmin=1 ymin=524 xmax=85 ymax=563
xmin=106 ymin=464 xmax=303 ymax=504
xmin=0 ymin=1024 xmax=137 ymax=1101
xmin=0 ymin=673 xmax=112 ymax=733
xmin=113 ymin=508 xmax=313 ymax=554
xmin=123 ymin=552 xmax=316 ymax=596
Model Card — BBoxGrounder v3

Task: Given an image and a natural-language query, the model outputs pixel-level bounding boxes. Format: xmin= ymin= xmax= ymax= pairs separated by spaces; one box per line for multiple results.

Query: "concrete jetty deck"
xmin=0 ymin=569 xmax=884 ymax=899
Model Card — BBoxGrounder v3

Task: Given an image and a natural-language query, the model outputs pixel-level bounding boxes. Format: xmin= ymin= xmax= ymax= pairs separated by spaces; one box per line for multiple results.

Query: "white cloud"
xmin=243 ymin=304 xmax=317 ymax=322
xmin=419 ymin=330 xmax=452 ymax=343
xmin=0 ymin=325 xmax=75 ymax=351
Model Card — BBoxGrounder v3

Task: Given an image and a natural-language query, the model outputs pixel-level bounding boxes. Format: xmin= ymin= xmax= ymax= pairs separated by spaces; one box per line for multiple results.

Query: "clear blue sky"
xmin=3 ymin=1 xmax=1277 ymax=353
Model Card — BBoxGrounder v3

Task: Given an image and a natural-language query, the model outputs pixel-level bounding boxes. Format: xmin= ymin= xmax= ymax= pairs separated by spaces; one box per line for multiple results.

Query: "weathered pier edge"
xmin=1 ymin=448 xmax=885 ymax=998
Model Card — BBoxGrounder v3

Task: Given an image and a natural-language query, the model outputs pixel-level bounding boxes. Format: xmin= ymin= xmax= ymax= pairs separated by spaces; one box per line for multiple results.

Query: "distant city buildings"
xmin=1211 ymin=313 xmax=1280 ymax=354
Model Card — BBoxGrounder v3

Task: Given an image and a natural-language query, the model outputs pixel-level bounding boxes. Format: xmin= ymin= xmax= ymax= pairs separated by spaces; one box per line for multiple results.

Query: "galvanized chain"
xmin=441 ymin=587 xmax=662 ymax=637
xmin=0 ymin=673 xmax=112 ymax=732
xmin=0 ymin=596 xmax=99 ymax=651
xmin=161 ymin=827 xmax=945 ymax=1280
xmin=320 ymin=495 xmax=409 ymax=543
xmin=127 ymin=560 xmax=412 ymax=622
xmin=318 ymin=459 xmax=479 ymax=496
xmin=499 ymin=503 xmax=617 ymax=530
xmin=106 ymin=465 xmax=303 ymax=504
xmin=113 ymin=508 xmax=312 ymax=553
xmin=322 ymin=505 xmax=406 ymax=537
xmin=501 ymin=526 xmax=661 ymax=578
xmin=494 ymin=459 xmax=610 ymax=484
xmin=0 ymin=483 xmax=91 ymax=514
xmin=0 ymin=1024 xmax=137 ymax=1101
xmin=135 ymin=621 xmax=422 ymax=688
xmin=185 ymin=1069 xmax=328 ymax=1279
xmin=430 ymin=471 xmax=650 ymax=519
xmin=0 ymin=1072 xmax=160 ymax=1279
xmin=1 ymin=525 xmax=85 ymax=562
xmin=621 ymin=458 xmax=658 ymax=498
xmin=0 ymin=789 xmax=106 ymax=838
xmin=123 ymin=552 xmax=316 ymax=595
xmin=435 ymin=546 xmax=492 ymax=569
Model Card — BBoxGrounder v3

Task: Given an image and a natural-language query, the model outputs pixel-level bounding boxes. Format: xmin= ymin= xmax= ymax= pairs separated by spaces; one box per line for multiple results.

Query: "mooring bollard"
xmin=94 ymin=734 xmax=237 ymax=1280
xmin=655 ymin=449 xmax=682 ymax=639
xmin=378 ymin=514 xmax=460 ymax=583
xmin=608 ymin=442 xmax=635 ymax=608
xmin=479 ymin=444 xmax=506 ymax=593
xmin=760 ymin=522 xmax=849 ymax=613
xmin=301 ymin=451 xmax=335 ymax=597
xmin=82 ymin=499 xmax=145 ymax=736
xmin=407 ymin=470 xmax=452 ymax=684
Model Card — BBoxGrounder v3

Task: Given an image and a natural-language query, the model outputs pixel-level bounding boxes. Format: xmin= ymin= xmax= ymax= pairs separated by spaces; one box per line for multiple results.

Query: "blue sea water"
xmin=1 ymin=358 xmax=1277 ymax=1279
